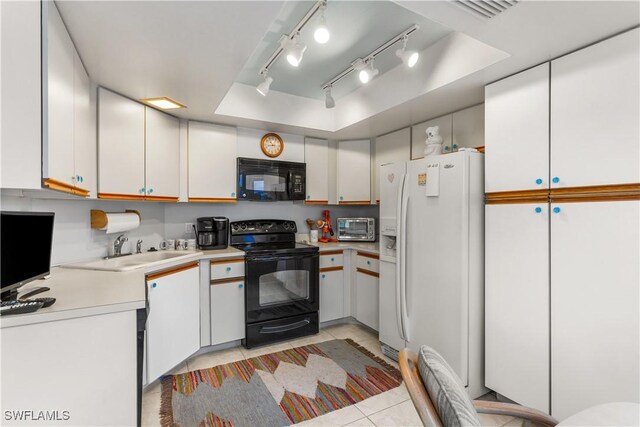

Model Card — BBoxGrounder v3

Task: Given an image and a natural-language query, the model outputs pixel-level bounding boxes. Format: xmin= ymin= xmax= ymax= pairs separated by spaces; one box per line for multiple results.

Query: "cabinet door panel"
xmin=551 ymin=29 xmax=639 ymax=187
xmin=305 ymin=138 xmax=329 ymax=203
xmin=551 ymin=201 xmax=639 ymax=419
xmin=146 ymin=266 xmax=200 ymax=382
xmin=46 ymin=3 xmax=75 ymax=186
xmin=210 ymin=281 xmax=245 ymax=345
xmin=411 ymin=114 xmax=452 ymax=160
xmin=145 ymin=107 xmax=180 ymax=198
xmin=356 ymin=271 xmax=379 ymax=330
xmin=73 ymin=51 xmax=94 ymax=196
xmin=485 ymin=64 xmax=549 ymax=193
xmin=485 ymin=203 xmax=549 ymax=413
xmin=374 ymin=128 xmax=410 ymax=203
xmin=337 ymin=139 xmax=371 ymax=203
xmin=188 ymin=122 xmax=237 ymax=200
xmin=98 ymin=89 xmax=145 ymax=196
xmin=319 ymin=270 xmax=344 ymax=322
xmin=452 ymin=104 xmax=484 ymax=151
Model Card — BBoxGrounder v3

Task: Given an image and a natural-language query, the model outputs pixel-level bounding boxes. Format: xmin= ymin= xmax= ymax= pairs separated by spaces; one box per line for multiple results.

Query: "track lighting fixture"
xmin=324 ymin=86 xmax=335 ymax=109
xmin=256 ymin=72 xmax=273 ymax=96
xmin=396 ymin=35 xmax=419 ymax=68
xmin=356 ymin=59 xmax=379 ymax=84
xmin=314 ymin=1 xmax=330 ymax=44
xmin=283 ymin=33 xmax=307 ymax=67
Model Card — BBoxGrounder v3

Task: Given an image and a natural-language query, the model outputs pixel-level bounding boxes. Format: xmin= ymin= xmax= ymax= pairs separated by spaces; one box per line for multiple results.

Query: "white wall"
xmin=1 ymin=194 xmax=378 ymax=265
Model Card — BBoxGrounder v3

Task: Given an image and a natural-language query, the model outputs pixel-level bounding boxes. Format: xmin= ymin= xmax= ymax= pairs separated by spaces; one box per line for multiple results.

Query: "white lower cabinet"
xmin=485 ymin=203 xmax=550 ymax=413
xmin=355 ymin=270 xmax=379 ymax=331
xmin=146 ymin=263 xmax=200 ymax=382
xmin=210 ymin=280 xmax=245 ymax=345
xmin=551 ymin=201 xmax=640 ymax=419
xmin=319 ymin=269 xmax=344 ymax=323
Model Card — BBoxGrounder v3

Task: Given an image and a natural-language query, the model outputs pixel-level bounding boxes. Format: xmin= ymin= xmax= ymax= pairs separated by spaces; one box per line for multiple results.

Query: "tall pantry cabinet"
xmin=485 ymin=28 xmax=639 ymax=419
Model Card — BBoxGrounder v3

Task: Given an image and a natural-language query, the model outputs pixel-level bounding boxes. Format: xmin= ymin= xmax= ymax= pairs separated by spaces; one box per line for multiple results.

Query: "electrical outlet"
xmin=185 ymin=223 xmax=195 ymax=234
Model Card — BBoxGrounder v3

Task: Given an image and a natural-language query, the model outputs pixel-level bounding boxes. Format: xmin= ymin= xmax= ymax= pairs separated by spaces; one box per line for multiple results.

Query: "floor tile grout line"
xmin=364 ymin=398 xmax=412 ymax=418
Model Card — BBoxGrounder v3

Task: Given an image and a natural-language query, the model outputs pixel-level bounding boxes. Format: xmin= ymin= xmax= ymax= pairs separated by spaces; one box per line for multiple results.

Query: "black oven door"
xmin=245 ymin=252 xmax=319 ymax=324
xmin=237 ymin=158 xmax=305 ymax=201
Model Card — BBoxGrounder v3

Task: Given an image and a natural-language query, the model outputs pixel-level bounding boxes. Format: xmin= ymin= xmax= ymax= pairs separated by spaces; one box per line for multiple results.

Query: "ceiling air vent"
xmin=454 ymin=0 xmax=519 ymax=19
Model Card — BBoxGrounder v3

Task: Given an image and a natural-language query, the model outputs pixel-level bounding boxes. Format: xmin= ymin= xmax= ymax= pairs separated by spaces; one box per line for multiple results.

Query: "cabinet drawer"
xmin=210 ymin=258 xmax=244 ymax=281
xmin=320 ymin=251 xmax=343 ymax=269
xmin=356 ymin=252 xmax=379 ymax=273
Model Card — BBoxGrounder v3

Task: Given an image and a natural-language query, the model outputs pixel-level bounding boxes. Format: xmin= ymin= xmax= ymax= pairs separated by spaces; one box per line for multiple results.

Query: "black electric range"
xmin=230 ymin=220 xmax=319 ymax=348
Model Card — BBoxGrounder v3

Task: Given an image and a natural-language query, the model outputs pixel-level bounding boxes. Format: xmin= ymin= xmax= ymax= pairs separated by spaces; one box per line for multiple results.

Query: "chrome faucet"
xmin=113 ymin=234 xmax=128 ymax=257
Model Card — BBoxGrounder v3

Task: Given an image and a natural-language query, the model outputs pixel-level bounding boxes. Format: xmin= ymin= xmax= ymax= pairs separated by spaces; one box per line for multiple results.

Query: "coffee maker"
xmin=196 ymin=217 xmax=229 ymax=249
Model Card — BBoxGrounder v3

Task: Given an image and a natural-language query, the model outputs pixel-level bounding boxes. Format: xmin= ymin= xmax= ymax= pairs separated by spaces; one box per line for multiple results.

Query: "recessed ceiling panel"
xmin=235 ymin=1 xmax=453 ymax=100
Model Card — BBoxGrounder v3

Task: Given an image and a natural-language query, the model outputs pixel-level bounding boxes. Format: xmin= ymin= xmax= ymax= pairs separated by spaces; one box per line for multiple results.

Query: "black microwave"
xmin=237 ymin=158 xmax=306 ymax=201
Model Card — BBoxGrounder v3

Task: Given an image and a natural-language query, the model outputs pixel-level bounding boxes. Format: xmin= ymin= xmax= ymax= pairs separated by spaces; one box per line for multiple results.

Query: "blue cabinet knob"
xmin=238 ymin=283 xmax=243 ymax=289
xmin=331 ymin=257 xmax=334 ymax=262
xmin=444 ymin=146 xmax=451 ymax=152
xmin=231 ymin=192 xmax=236 ymax=197
xmin=226 ymin=267 xmax=231 ymax=272
xmin=535 ymin=207 xmax=542 ymax=213
xmin=552 ymin=177 xmax=560 ymax=184
xmin=140 ymin=187 xmax=145 ymax=194
xmin=322 ymin=274 xmax=326 ymax=279
xmin=553 ymin=207 xmax=561 ymax=214
xmin=151 ymin=282 xmax=157 ymax=288
xmin=452 ymin=144 xmax=458 ymax=149
xmin=307 ymin=195 xmax=310 ymax=199
xmin=535 ymin=178 xmax=543 ymax=185
xmin=339 ymin=196 xmax=344 ymax=201
xmin=367 ymin=260 xmax=371 ymax=265
xmin=148 ymin=188 xmax=154 ymax=194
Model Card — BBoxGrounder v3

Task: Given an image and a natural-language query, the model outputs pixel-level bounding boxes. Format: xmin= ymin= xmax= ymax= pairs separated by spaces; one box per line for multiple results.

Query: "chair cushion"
xmin=417 ymin=345 xmax=481 ymax=427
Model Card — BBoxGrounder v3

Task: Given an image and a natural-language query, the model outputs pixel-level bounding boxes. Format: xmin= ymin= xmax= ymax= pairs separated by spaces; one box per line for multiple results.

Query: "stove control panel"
xmin=230 ymin=220 xmax=297 ymax=235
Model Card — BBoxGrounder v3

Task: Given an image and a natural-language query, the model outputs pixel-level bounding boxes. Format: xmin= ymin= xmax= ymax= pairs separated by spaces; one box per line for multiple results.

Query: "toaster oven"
xmin=336 ymin=218 xmax=376 ymax=242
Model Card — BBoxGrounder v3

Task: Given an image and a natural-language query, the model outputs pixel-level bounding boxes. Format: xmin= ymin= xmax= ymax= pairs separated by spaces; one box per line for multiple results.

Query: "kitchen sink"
xmin=62 ymin=250 xmax=201 ymax=272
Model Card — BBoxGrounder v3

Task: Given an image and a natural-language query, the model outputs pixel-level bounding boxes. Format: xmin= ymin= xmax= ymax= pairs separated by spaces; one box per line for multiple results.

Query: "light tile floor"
xmin=142 ymin=323 xmax=517 ymax=426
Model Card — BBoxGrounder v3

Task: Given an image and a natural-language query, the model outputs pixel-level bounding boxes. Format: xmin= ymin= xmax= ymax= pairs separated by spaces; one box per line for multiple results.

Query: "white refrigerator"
xmin=379 ymin=150 xmax=487 ymax=398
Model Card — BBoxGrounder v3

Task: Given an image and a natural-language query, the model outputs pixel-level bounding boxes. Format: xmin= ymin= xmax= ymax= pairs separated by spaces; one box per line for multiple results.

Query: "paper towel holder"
xmin=90 ymin=209 xmax=141 ymax=230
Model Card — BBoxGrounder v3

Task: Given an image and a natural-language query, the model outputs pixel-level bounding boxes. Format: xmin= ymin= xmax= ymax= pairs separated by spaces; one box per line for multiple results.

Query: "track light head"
xmin=283 ymin=34 xmax=307 ymax=67
xmin=324 ymin=86 xmax=335 ymax=109
xmin=314 ymin=3 xmax=330 ymax=44
xmin=396 ymin=36 xmax=419 ymax=68
xmin=256 ymin=74 xmax=273 ymax=96
xmin=358 ymin=59 xmax=379 ymax=84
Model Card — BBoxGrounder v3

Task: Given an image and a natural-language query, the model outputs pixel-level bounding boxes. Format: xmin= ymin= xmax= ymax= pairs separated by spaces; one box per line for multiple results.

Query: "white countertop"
xmin=298 ymin=240 xmax=380 ymax=255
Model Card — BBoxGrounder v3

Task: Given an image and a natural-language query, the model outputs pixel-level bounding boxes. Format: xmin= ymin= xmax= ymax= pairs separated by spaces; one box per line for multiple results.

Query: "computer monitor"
xmin=1 ymin=211 xmax=55 ymax=300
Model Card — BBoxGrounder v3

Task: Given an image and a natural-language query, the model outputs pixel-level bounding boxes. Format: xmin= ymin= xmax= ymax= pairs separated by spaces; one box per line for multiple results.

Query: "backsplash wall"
xmin=1 ymin=194 xmax=379 ymax=265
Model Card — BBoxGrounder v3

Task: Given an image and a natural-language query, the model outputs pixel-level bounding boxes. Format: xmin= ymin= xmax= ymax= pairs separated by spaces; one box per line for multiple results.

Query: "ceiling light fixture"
xmin=320 ymin=24 xmax=420 ymax=105
xmin=283 ymin=33 xmax=307 ymax=67
xmin=314 ymin=1 xmax=330 ymax=44
xmin=256 ymin=72 xmax=273 ymax=96
xmin=140 ymin=97 xmax=186 ymax=109
xmin=256 ymin=0 xmax=328 ymax=96
xmin=396 ymin=35 xmax=419 ymax=68
xmin=324 ymin=85 xmax=335 ymax=109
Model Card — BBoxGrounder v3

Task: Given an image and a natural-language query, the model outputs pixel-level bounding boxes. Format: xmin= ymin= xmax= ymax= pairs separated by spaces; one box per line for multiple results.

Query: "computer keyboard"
xmin=0 ymin=300 xmax=44 ymax=316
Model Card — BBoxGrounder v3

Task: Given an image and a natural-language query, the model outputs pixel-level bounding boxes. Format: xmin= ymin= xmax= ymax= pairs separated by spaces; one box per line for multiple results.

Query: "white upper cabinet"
xmin=551 ymin=28 xmax=639 ymax=188
xmin=1 ymin=0 xmax=42 ymax=190
xmin=452 ymin=104 xmax=484 ymax=151
xmin=374 ymin=128 xmax=410 ymax=203
xmin=188 ymin=121 xmax=237 ymax=202
xmin=98 ymin=88 xmax=146 ymax=198
xmin=73 ymin=50 xmax=95 ymax=197
xmin=411 ymin=114 xmax=452 ymax=160
xmin=485 ymin=63 xmax=550 ymax=193
xmin=304 ymin=138 xmax=329 ymax=204
xmin=145 ymin=107 xmax=180 ymax=199
xmin=45 ymin=2 xmax=76 ymax=189
xmin=337 ymin=139 xmax=371 ymax=204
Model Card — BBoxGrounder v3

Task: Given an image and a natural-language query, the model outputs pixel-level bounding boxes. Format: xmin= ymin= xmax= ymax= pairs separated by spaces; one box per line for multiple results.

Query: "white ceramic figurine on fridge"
xmin=424 ymin=126 xmax=443 ymax=156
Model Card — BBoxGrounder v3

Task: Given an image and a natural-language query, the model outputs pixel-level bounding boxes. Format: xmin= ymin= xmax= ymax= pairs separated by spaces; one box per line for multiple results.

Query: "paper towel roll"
xmin=102 ymin=212 xmax=140 ymax=234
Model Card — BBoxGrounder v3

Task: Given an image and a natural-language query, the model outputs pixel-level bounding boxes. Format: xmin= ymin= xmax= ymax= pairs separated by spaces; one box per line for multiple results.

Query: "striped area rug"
xmin=160 ymin=339 xmax=402 ymax=427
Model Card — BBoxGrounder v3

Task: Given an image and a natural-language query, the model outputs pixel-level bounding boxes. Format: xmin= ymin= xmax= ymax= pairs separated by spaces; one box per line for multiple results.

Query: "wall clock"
xmin=260 ymin=133 xmax=284 ymax=158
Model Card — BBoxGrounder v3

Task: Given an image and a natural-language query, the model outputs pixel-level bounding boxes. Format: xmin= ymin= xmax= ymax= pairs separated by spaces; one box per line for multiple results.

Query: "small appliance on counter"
xmin=196 ymin=217 xmax=229 ymax=249
xmin=336 ymin=217 xmax=376 ymax=242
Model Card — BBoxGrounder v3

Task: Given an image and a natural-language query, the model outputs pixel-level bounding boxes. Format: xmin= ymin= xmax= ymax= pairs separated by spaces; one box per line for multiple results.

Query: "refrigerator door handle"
xmin=395 ymin=172 xmax=406 ymax=341
xmin=400 ymin=173 xmax=410 ymax=342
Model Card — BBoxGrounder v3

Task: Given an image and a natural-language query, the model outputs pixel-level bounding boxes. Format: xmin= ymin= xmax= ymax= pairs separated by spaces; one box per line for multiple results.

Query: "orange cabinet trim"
xmin=98 ymin=193 xmax=146 ymax=201
xmin=210 ymin=276 xmax=245 ymax=285
xmin=188 ymin=197 xmax=237 ymax=203
xmin=320 ymin=266 xmax=343 ymax=273
xmin=552 ymin=194 xmax=640 ymax=203
xmin=146 ymin=261 xmax=199 ymax=281
xmin=320 ymin=250 xmax=343 ymax=256
xmin=550 ymin=183 xmax=640 ymax=196
xmin=145 ymin=195 xmax=179 ymax=202
xmin=304 ymin=200 xmax=329 ymax=205
xmin=338 ymin=201 xmax=371 ymax=205
xmin=43 ymin=179 xmax=89 ymax=197
xmin=210 ymin=257 xmax=244 ymax=265
xmin=357 ymin=251 xmax=379 ymax=259
xmin=357 ymin=267 xmax=379 ymax=278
